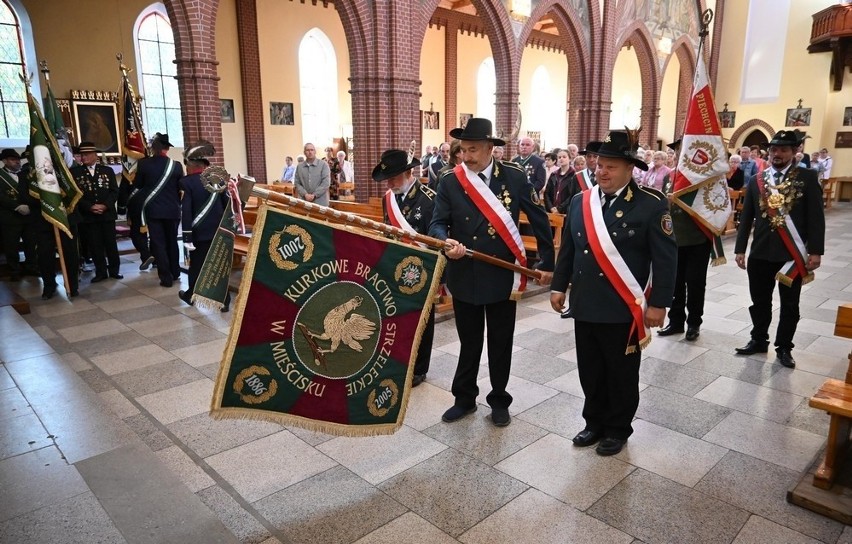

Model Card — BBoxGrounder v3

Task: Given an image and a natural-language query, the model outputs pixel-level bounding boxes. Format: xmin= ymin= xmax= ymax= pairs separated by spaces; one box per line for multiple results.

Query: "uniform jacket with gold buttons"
xmin=552 ymin=179 xmax=677 ymax=323
xmin=429 ymin=160 xmax=554 ymax=305
xmin=382 ymin=181 xmax=435 ymax=236
xmin=71 ymin=163 xmax=118 ymax=223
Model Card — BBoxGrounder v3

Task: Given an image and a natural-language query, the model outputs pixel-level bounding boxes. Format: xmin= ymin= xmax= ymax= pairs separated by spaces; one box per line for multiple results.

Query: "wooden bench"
xmin=837 ymin=176 xmax=852 ymax=202
xmin=808 ymin=303 xmax=852 ymax=489
xmin=823 ymin=178 xmax=837 ymax=210
xmin=520 ymin=212 xmax=564 ymax=259
xmin=0 ymin=282 xmax=29 ymax=315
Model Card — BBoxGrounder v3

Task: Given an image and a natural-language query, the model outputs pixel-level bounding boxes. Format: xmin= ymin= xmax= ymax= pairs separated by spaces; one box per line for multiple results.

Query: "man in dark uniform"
xmin=177 ymin=141 xmax=231 ymax=311
xmin=0 ymin=149 xmax=37 ymax=280
xmin=550 ymin=130 xmax=677 ymax=456
xmin=133 ymin=133 xmax=183 ymax=287
xmin=734 ymin=130 xmax=825 ymax=369
xmin=373 ymin=148 xmax=437 ymax=386
xmin=429 ymin=118 xmax=554 ymax=427
xmin=428 ymin=142 xmax=449 ymax=189
xmin=659 ymin=139 xmax=710 ymax=341
xmin=512 ymin=136 xmax=547 ymax=192
xmin=72 ymin=142 xmax=122 ymax=282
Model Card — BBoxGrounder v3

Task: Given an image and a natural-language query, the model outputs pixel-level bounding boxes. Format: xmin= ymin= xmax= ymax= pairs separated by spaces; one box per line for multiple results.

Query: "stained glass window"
xmin=136 ymin=5 xmax=183 ymax=146
xmin=0 ymin=1 xmax=28 ymax=140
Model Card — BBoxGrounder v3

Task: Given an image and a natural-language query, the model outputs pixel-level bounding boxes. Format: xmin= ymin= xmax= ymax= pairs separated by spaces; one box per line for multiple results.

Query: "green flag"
xmin=43 ymin=83 xmax=64 ymax=137
xmin=27 ymin=90 xmax=81 ymax=237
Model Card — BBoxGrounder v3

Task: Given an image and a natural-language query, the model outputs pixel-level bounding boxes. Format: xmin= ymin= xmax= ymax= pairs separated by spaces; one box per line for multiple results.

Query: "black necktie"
xmin=773 ymin=171 xmax=783 ymax=183
xmin=478 ymin=172 xmax=487 ymax=182
xmin=589 ymin=170 xmax=596 ymax=185
xmin=602 ymin=193 xmax=616 ymax=210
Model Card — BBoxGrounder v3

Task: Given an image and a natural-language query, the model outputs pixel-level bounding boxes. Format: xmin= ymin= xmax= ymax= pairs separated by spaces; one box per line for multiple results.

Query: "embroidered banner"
xmin=210 ymin=205 xmax=445 ymax=436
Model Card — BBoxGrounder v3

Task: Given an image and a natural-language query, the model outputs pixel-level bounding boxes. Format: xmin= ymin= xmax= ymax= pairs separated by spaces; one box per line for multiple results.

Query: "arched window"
xmin=476 ymin=57 xmax=496 ymax=124
xmin=0 ymin=0 xmax=39 ymax=146
xmin=299 ymin=28 xmax=338 ymax=146
xmin=530 ymin=65 xmax=560 ymax=149
xmin=134 ymin=4 xmax=183 ymax=147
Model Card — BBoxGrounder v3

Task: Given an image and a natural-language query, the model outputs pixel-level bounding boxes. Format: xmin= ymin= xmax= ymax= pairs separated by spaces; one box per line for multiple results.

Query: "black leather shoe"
xmin=41 ymin=286 xmax=56 ymax=300
xmin=572 ymin=429 xmax=602 ymax=447
xmin=491 ymin=408 xmax=511 ymax=427
xmin=109 ymin=273 xmax=124 ymax=280
xmin=685 ymin=327 xmax=700 ymax=341
xmin=139 ymin=256 xmax=155 ymax=271
xmin=441 ymin=405 xmax=477 ymax=422
xmin=411 ymin=374 xmax=426 ymax=387
xmin=90 ymin=275 xmax=108 ymax=283
xmin=159 ymin=280 xmax=173 ymax=288
xmin=777 ymin=349 xmax=796 ymax=368
xmin=220 ymin=305 xmax=229 ymax=313
xmin=69 ymin=289 xmax=79 ymax=298
xmin=561 ymin=307 xmax=573 ymax=319
xmin=658 ymin=323 xmax=685 ymax=336
xmin=735 ymin=340 xmax=769 ymax=355
xmin=596 ymin=437 xmax=627 ymax=456
xmin=178 ymin=290 xmax=194 ymax=306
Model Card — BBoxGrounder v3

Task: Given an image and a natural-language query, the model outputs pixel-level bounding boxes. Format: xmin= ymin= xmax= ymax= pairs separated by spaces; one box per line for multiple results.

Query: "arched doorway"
xmin=743 ymin=129 xmax=768 ymax=149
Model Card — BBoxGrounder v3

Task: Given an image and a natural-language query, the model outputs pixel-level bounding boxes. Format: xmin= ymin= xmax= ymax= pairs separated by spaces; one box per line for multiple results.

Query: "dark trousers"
xmin=127 ymin=197 xmax=150 ymax=262
xmin=1 ymin=221 xmax=36 ymax=274
xmin=81 ymin=221 xmax=120 ymax=277
xmin=667 ymin=241 xmax=711 ymax=328
xmin=413 ymin=308 xmax=435 ymax=376
xmin=147 ymin=218 xmax=180 ymax=283
xmin=451 ymin=298 xmax=516 ymax=409
xmin=747 ymin=257 xmax=802 ymax=350
xmin=187 ymin=240 xmax=230 ymax=306
xmin=37 ymin=225 xmax=79 ymax=292
xmin=575 ymin=320 xmax=641 ymax=440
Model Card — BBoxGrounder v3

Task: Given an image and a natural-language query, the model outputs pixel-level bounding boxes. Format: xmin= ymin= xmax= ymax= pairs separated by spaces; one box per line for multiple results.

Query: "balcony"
xmin=808 ymin=4 xmax=852 ymax=90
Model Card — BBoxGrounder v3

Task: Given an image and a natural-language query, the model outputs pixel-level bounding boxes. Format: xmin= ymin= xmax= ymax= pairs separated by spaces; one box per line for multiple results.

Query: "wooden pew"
xmin=823 ymin=178 xmax=837 ymax=210
xmin=808 ymin=303 xmax=852 ymax=489
xmin=520 ymin=212 xmax=564 ymax=260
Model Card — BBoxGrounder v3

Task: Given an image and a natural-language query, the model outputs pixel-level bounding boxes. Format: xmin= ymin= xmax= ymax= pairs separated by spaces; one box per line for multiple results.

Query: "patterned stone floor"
xmin=1 ymin=204 xmax=852 ymax=543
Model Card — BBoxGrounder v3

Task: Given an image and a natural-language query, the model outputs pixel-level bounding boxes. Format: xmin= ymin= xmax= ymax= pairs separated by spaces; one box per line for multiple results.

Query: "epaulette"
xmin=439 ymin=168 xmax=454 ymax=178
xmin=500 ymin=160 xmax=525 ymax=172
xmin=638 ymin=185 xmax=664 ymax=200
xmin=418 ymin=183 xmax=436 ymax=199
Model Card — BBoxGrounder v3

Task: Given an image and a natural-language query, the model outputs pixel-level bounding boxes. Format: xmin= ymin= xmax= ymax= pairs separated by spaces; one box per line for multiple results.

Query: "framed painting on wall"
xmin=71 ymin=100 xmax=121 ymax=156
xmin=459 ymin=113 xmax=472 ymax=129
xmin=270 ymin=102 xmax=294 ymax=125
xmin=220 ymin=99 xmax=235 ymax=123
xmin=719 ymin=110 xmax=736 ymax=129
xmin=785 ymin=107 xmax=811 ymax=127
xmin=843 ymin=107 xmax=852 ymax=127
xmin=422 ymin=110 xmax=440 ymax=130
xmin=835 ymin=132 xmax=852 ymax=148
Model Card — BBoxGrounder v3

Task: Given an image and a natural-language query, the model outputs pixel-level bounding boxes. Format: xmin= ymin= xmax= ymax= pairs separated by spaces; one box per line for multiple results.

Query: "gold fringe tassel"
xmin=192 ymin=295 xmax=224 ymax=311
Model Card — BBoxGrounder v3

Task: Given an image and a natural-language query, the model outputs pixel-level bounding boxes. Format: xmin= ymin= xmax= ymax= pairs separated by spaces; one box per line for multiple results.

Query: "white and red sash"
xmin=577 ymin=169 xmax=595 ymax=191
xmin=454 ymin=164 xmax=527 ymax=299
xmin=581 ymin=189 xmax=651 ymax=353
xmin=755 ymin=171 xmax=813 ymax=286
xmin=384 ymin=189 xmax=425 ymax=248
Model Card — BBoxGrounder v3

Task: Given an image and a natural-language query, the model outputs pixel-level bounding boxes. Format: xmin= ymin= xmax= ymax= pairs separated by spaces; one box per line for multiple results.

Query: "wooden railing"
xmin=809 ymin=4 xmax=852 ymax=49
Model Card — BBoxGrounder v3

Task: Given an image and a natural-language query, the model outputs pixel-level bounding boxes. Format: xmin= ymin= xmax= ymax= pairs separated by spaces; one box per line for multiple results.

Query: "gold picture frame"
xmin=71 ymin=99 xmax=121 ymax=156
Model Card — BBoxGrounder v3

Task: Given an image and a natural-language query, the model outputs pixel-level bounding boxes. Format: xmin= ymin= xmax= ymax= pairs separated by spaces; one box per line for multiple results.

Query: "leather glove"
xmin=14 ymin=204 xmax=29 ymax=215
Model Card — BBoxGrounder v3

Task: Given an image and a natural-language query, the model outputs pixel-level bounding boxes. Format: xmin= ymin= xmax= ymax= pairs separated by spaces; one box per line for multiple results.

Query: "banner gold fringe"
xmin=192 ymin=295 xmax=224 ymax=311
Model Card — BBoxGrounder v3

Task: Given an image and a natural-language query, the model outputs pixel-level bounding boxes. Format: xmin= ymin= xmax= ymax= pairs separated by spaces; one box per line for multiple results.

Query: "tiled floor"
xmin=1 ymin=205 xmax=852 ymax=543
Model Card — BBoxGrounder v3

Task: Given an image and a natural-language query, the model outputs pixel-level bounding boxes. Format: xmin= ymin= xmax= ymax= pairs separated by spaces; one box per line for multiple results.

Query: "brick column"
xmin=235 ymin=0 xmax=266 ymax=180
xmin=166 ymin=0 xmax=223 ymax=161
xmin=709 ymin=0 xmax=725 ymax=90
xmin=444 ymin=20 xmax=458 ymax=142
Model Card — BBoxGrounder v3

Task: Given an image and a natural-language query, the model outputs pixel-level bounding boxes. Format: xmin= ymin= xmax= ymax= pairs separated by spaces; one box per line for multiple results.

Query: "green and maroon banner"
xmin=211 ymin=205 xmax=445 ymax=436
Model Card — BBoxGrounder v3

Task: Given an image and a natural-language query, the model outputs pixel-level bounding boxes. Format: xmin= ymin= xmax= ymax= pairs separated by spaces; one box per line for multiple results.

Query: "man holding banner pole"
xmin=734 ymin=130 xmax=824 ymax=369
xmin=429 ymin=118 xmax=554 ymax=428
xmin=372 ymin=149 xmax=437 ymax=387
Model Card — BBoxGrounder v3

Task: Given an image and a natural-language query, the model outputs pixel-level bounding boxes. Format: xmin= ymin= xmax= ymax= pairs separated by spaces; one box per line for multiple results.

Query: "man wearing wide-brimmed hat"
xmin=372 ymin=149 xmax=437 ymax=386
xmin=178 ymin=141 xmax=231 ymax=312
xmin=551 ymin=129 xmax=677 ymax=456
xmin=734 ymin=130 xmax=825 ymax=369
xmin=429 ymin=117 xmax=554 ymax=428
xmin=71 ymin=141 xmax=122 ymax=283
xmin=133 ymin=132 xmax=183 ymax=287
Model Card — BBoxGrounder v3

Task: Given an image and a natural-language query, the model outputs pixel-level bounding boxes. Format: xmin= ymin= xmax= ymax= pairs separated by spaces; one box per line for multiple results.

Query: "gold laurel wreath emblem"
xmin=701 ymin=177 xmax=730 ymax=212
xmin=269 ymin=224 xmax=315 ymax=270
xmin=367 ymin=379 xmax=399 ymax=417
xmin=682 ymin=140 xmax=720 ymax=178
xmin=233 ymin=365 xmax=278 ymax=405
xmin=395 ymin=256 xmax=428 ymax=295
